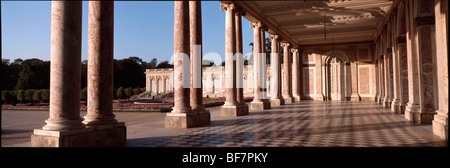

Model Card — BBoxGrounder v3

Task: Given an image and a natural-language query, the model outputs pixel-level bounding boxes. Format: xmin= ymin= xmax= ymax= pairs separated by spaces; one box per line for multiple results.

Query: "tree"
xmin=124 ymin=87 xmax=133 ymax=98
xmin=2 ymin=59 xmax=21 ymax=90
xmin=248 ymin=37 xmax=273 ymax=64
xmin=133 ymin=87 xmax=141 ymax=95
xmin=116 ymin=87 xmax=125 ymax=99
xmin=81 ymin=60 xmax=88 ymax=89
xmin=40 ymin=89 xmax=50 ymax=103
xmin=2 ymin=91 xmax=10 ymax=104
xmin=156 ymin=61 xmax=173 ymax=69
xmin=80 ymin=87 xmax=88 ymax=101
xmin=17 ymin=90 xmax=25 ymax=103
xmin=32 ymin=90 xmax=41 ymax=103
xmin=15 ymin=59 xmax=50 ymax=90
xmin=114 ymin=57 xmax=146 ymax=88
xmin=149 ymin=58 xmax=158 ymax=69
xmin=25 ymin=90 xmax=35 ymax=103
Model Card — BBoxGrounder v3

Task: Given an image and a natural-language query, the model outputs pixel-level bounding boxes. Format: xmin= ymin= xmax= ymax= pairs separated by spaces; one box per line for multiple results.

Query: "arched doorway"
xmin=328 ymin=57 xmax=345 ymax=100
xmin=323 ymin=51 xmax=351 ymax=101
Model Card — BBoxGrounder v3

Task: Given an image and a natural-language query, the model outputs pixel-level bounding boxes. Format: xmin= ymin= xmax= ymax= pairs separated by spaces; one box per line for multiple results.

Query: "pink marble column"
xmin=269 ymin=34 xmax=284 ymax=106
xmin=84 ymin=1 xmax=117 ymax=126
xmin=235 ymin=8 xmax=249 ymax=114
xmin=349 ymin=46 xmax=360 ymax=101
xmin=391 ymin=16 xmax=402 ymax=113
xmin=250 ymin=21 xmax=270 ymax=110
xmin=432 ymin=0 xmax=448 ymax=140
xmin=251 ymin=22 xmax=261 ymax=103
xmin=42 ymin=1 xmax=84 ymax=131
xmin=382 ymin=29 xmax=392 ymax=108
xmin=404 ymin=0 xmax=423 ymax=122
xmin=220 ymin=3 xmax=245 ymax=116
xmin=281 ymin=42 xmax=294 ymax=104
xmin=260 ymin=25 xmax=269 ymax=100
xmin=222 ymin=3 xmax=237 ymax=106
xmin=165 ymin=1 xmax=194 ymax=128
xmin=189 ymin=1 xmax=208 ymax=115
xmin=291 ymin=48 xmax=301 ymax=101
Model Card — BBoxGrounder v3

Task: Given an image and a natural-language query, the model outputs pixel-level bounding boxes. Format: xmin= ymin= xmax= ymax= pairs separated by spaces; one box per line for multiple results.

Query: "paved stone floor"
xmin=126 ymin=101 xmax=447 ymax=147
xmin=2 ymin=100 xmax=447 ymax=147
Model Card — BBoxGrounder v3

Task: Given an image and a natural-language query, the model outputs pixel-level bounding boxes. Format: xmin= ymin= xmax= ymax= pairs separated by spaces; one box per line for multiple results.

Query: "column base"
xmin=31 ymin=122 xmax=126 ymax=147
xmin=391 ymin=100 xmax=401 ymax=113
xmin=293 ymin=95 xmax=301 ymax=102
xmin=270 ymin=98 xmax=285 ymax=106
xmin=432 ymin=113 xmax=448 ymax=140
xmin=250 ymin=99 xmax=271 ymax=111
xmin=220 ymin=104 xmax=248 ymax=116
xmin=165 ymin=112 xmax=210 ymax=128
xmin=350 ymin=94 xmax=361 ymax=101
xmin=400 ymin=104 xmax=406 ymax=114
xmin=283 ymin=97 xmax=293 ymax=104
xmin=383 ymin=98 xmax=392 ymax=108
xmin=377 ymin=96 xmax=383 ymax=104
xmin=404 ymin=104 xmax=435 ymax=123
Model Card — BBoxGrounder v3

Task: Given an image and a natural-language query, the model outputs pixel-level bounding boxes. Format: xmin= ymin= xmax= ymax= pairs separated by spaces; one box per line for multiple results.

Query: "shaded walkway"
xmin=126 ymin=101 xmax=447 ymax=147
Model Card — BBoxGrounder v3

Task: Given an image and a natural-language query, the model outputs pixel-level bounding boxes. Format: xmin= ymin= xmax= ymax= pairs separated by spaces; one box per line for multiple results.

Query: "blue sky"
xmin=1 ymin=1 xmax=256 ymax=63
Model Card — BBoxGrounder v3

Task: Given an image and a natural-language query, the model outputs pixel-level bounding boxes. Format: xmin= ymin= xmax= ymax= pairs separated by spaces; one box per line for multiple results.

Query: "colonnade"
xmin=31 ymin=0 xmax=447 ymax=147
xmin=374 ymin=0 xmax=447 ymax=140
xmin=31 ymin=1 xmax=126 ymax=147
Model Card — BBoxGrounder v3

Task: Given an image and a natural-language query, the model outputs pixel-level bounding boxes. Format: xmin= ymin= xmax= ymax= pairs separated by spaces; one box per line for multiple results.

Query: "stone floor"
xmin=2 ymin=100 xmax=447 ymax=147
xmin=126 ymin=100 xmax=447 ymax=147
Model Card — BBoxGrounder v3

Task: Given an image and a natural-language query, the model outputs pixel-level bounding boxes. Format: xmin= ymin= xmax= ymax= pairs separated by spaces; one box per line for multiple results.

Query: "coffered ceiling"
xmin=234 ymin=0 xmax=394 ymax=46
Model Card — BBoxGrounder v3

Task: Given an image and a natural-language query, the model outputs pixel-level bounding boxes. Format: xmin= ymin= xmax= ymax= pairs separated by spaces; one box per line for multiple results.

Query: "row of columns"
xmin=374 ymin=0 xmax=447 ymax=140
xmin=31 ymin=1 xmax=126 ymax=147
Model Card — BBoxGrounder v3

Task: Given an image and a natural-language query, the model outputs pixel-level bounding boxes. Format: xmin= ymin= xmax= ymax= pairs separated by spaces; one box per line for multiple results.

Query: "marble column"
xmin=291 ymin=48 xmax=301 ymax=102
xmin=382 ymin=29 xmax=392 ymax=108
xmin=391 ymin=17 xmax=402 ymax=113
xmin=281 ymin=42 xmax=294 ymax=104
xmin=349 ymin=46 xmax=361 ymax=101
xmin=432 ymin=0 xmax=448 ymax=140
xmin=188 ymin=1 xmax=211 ymax=123
xmin=375 ymin=41 xmax=381 ymax=102
xmin=269 ymin=34 xmax=284 ymax=106
xmin=166 ymin=1 xmax=203 ymax=128
xmin=250 ymin=21 xmax=270 ymax=110
xmin=220 ymin=2 xmax=245 ymax=116
xmin=379 ymin=55 xmax=385 ymax=105
xmin=84 ymin=1 xmax=118 ymax=125
xmin=404 ymin=0 xmax=422 ymax=122
xmin=235 ymin=8 xmax=249 ymax=115
xmin=42 ymin=1 xmax=84 ymax=131
xmin=260 ymin=25 xmax=269 ymax=101
xmin=31 ymin=1 xmax=124 ymax=147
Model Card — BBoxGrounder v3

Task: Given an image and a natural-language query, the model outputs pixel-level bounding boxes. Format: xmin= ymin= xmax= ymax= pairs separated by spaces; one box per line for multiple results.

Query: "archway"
xmin=323 ymin=50 xmax=351 ymax=101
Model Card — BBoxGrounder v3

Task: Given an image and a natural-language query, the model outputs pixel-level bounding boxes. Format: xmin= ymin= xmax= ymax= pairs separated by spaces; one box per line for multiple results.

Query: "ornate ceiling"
xmin=234 ymin=0 xmax=393 ymax=46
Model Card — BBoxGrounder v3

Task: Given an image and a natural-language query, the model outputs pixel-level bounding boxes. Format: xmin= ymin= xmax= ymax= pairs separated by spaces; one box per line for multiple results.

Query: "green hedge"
xmin=2 ymin=89 xmax=50 ymax=104
xmin=1 ymin=87 xmax=146 ymax=105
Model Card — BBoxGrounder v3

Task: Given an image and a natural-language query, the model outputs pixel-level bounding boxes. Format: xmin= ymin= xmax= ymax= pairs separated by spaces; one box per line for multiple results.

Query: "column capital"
xmin=268 ymin=34 xmax=279 ymax=40
xmin=290 ymin=48 xmax=298 ymax=53
xmin=250 ymin=21 xmax=262 ymax=29
xmin=281 ymin=42 xmax=290 ymax=48
xmin=220 ymin=2 xmax=234 ymax=11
